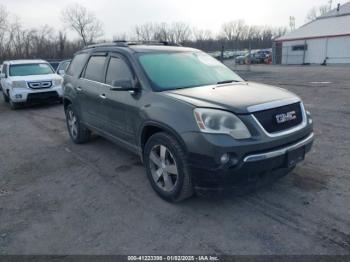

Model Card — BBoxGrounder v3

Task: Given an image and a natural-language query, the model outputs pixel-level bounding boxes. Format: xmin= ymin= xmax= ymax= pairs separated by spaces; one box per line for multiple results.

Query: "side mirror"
xmin=110 ymin=79 xmax=137 ymax=91
xmin=58 ymin=70 xmax=65 ymax=75
xmin=0 ymin=73 xmax=6 ymax=79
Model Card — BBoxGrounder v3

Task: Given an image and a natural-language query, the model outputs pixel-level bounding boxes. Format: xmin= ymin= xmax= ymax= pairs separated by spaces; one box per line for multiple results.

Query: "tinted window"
xmin=66 ymin=53 xmax=89 ymax=77
xmin=138 ymin=52 xmax=243 ymax=91
xmin=49 ymin=62 xmax=60 ymax=70
xmin=292 ymin=45 xmax=307 ymax=51
xmin=9 ymin=63 xmax=54 ymax=76
xmin=106 ymin=57 xmax=133 ymax=85
xmin=84 ymin=56 xmax=107 ymax=82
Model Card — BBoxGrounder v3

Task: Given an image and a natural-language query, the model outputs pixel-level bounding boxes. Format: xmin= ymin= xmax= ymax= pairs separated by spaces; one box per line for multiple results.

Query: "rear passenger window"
xmin=105 ymin=57 xmax=133 ymax=85
xmin=84 ymin=56 xmax=107 ymax=82
xmin=66 ymin=53 xmax=89 ymax=77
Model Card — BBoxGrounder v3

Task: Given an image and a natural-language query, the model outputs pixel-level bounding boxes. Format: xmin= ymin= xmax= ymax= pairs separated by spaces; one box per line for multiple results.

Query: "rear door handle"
xmin=99 ymin=94 xmax=107 ymax=99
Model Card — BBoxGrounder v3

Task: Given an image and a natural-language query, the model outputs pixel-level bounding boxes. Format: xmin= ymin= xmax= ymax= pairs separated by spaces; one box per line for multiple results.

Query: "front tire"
xmin=2 ymin=91 xmax=9 ymax=103
xmin=9 ymin=96 xmax=20 ymax=110
xmin=65 ymin=104 xmax=91 ymax=144
xmin=144 ymin=132 xmax=194 ymax=202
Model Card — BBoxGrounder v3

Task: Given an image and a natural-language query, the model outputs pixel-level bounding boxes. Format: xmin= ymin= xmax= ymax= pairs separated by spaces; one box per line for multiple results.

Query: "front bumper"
xmin=10 ymin=85 xmax=63 ymax=103
xmin=183 ymin=128 xmax=314 ymax=191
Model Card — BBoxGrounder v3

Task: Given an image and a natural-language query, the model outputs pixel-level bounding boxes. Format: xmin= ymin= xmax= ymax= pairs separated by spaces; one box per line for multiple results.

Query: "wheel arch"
xmin=139 ymin=121 xmax=188 ymax=157
xmin=63 ymin=97 xmax=72 ymax=110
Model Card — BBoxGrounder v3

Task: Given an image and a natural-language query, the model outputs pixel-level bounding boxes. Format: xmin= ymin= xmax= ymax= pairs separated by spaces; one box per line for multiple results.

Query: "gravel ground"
xmin=0 ymin=64 xmax=349 ymax=255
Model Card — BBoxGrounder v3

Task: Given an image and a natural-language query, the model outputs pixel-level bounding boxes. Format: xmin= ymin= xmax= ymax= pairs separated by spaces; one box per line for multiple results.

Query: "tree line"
xmin=0 ymin=3 xmax=295 ymax=62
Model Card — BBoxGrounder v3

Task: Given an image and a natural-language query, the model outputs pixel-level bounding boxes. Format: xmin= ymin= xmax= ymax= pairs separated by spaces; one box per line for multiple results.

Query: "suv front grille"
xmin=27 ymin=91 xmax=59 ymax=103
xmin=28 ymin=81 xmax=52 ymax=89
xmin=253 ymin=102 xmax=303 ymax=133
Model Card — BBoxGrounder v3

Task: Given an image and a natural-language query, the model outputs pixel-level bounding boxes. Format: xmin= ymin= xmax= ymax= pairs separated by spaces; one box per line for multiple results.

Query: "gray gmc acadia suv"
xmin=63 ymin=41 xmax=314 ymax=202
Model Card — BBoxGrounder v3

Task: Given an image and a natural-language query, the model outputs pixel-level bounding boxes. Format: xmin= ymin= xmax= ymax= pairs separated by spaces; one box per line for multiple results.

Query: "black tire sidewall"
xmin=144 ymin=133 xmax=187 ymax=201
xmin=9 ymin=96 xmax=19 ymax=109
xmin=65 ymin=104 xmax=81 ymax=143
xmin=3 ymin=91 xmax=9 ymax=103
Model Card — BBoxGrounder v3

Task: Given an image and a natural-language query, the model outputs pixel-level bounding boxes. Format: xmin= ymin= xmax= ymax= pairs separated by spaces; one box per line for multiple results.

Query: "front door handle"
xmin=99 ymin=94 xmax=107 ymax=99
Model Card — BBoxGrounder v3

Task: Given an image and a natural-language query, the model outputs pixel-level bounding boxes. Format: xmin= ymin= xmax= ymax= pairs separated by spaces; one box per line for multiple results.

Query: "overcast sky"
xmin=0 ymin=0 xmax=347 ymax=39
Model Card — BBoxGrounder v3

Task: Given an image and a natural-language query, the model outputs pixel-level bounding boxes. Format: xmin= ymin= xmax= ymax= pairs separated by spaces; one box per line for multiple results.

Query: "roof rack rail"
xmin=83 ymin=40 xmax=181 ymax=50
xmin=121 ymin=41 xmax=182 ymax=47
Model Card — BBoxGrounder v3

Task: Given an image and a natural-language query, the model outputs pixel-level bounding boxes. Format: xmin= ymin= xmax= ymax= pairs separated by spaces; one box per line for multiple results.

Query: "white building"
xmin=274 ymin=2 xmax=350 ymax=65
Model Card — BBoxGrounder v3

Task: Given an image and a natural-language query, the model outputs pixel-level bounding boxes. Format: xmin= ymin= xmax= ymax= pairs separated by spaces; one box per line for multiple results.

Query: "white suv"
xmin=0 ymin=60 xmax=63 ymax=109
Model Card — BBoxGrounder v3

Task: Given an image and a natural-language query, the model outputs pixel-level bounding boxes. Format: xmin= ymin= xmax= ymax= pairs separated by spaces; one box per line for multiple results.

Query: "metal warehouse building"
xmin=274 ymin=2 xmax=350 ymax=65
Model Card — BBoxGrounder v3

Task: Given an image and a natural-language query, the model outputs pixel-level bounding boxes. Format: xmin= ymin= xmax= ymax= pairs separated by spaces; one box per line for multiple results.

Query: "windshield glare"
xmin=9 ymin=63 xmax=54 ymax=77
xmin=138 ymin=52 xmax=243 ymax=91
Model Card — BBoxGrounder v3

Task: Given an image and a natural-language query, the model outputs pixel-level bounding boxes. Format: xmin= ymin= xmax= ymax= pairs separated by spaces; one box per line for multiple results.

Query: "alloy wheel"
xmin=67 ymin=109 xmax=78 ymax=139
xmin=149 ymin=144 xmax=179 ymax=192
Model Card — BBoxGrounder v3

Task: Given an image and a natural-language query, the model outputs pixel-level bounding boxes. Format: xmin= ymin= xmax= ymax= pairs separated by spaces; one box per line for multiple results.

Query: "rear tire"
xmin=65 ymin=104 xmax=91 ymax=144
xmin=143 ymin=132 xmax=194 ymax=202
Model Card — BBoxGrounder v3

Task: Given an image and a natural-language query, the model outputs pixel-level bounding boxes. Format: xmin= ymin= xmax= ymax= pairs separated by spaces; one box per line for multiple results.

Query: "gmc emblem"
xmin=275 ymin=111 xmax=297 ymax=124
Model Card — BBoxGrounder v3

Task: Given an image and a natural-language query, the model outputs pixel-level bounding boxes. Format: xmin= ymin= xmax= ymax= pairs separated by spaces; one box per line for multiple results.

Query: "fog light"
xmin=308 ymin=118 xmax=313 ymax=124
xmin=15 ymin=94 xmax=22 ymax=99
xmin=220 ymin=153 xmax=230 ymax=164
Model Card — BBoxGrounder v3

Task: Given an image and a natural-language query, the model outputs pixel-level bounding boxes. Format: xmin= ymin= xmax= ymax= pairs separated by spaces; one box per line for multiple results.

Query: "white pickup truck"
xmin=0 ymin=60 xmax=63 ymax=109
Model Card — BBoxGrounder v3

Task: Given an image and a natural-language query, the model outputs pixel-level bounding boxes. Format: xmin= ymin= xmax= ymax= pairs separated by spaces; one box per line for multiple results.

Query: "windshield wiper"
xmin=216 ymin=80 xmax=240 ymax=85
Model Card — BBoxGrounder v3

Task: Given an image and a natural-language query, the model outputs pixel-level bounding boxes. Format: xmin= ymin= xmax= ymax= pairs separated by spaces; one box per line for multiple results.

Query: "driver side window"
xmin=105 ymin=57 xmax=133 ymax=85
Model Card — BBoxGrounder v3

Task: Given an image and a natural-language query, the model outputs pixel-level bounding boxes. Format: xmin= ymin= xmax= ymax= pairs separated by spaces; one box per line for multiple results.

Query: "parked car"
xmin=254 ymin=50 xmax=272 ymax=63
xmin=46 ymin=59 xmax=62 ymax=71
xmin=56 ymin=59 xmax=71 ymax=76
xmin=63 ymin=42 xmax=314 ymax=202
xmin=235 ymin=52 xmax=259 ymax=64
xmin=0 ymin=60 xmax=63 ymax=109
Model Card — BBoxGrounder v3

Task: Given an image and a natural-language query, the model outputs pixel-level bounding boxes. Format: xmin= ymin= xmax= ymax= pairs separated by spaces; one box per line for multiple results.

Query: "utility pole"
xmin=328 ymin=0 xmax=333 ymax=10
xmin=220 ymin=40 xmax=225 ymax=63
xmin=289 ymin=16 xmax=296 ymax=31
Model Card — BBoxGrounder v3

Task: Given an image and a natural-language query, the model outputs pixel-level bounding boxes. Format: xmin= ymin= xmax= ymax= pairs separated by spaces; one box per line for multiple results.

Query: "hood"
xmin=163 ymin=82 xmax=299 ymax=114
xmin=9 ymin=74 xmax=61 ymax=82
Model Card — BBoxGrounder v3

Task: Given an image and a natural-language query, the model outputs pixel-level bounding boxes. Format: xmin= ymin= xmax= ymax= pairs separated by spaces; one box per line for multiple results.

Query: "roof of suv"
xmin=4 ymin=59 xmax=48 ymax=65
xmin=81 ymin=42 xmax=198 ymax=55
xmin=128 ymin=45 xmax=197 ymax=53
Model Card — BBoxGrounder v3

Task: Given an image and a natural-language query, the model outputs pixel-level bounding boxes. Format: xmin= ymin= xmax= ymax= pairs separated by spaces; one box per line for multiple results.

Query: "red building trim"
xmin=275 ymin=33 xmax=350 ymax=42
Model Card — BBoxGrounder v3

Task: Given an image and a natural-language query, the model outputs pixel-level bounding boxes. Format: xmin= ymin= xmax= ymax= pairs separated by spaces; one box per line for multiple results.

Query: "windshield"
xmin=138 ymin=52 xmax=244 ymax=91
xmin=9 ymin=63 xmax=54 ymax=77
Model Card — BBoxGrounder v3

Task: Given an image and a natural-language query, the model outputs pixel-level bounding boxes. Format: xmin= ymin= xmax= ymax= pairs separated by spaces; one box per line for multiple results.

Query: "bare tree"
xmin=58 ymin=31 xmax=67 ymax=58
xmin=193 ymin=28 xmax=213 ymax=41
xmin=61 ymin=3 xmax=104 ymax=46
xmin=135 ymin=23 xmax=155 ymax=41
xmin=169 ymin=22 xmax=191 ymax=43
xmin=113 ymin=33 xmax=129 ymax=41
xmin=221 ymin=20 xmax=246 ymax=41
xmin=0 ymin=5 xmax=9 ymax=58
xmin=306 ymin=4 xmax=332 ymax=22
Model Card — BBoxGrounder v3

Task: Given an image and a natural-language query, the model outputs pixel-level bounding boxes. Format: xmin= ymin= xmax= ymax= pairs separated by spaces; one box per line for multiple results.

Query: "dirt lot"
xmin=0 ymin=64 xmax=349 ymax=255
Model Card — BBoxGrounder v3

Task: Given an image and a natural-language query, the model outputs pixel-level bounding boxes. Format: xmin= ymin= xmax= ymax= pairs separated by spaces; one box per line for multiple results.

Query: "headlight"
xmin=53 ymin=78 xmax=63 ymax=86
xmin=12 ymin=81 xmax=27 ymax=88
xmin=194 ymin=108 xmax=251 ymax=139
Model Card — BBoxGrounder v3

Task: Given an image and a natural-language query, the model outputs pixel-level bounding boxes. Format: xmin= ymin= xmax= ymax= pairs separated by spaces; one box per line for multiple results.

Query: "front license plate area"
xmin=286 ymin=146 xmax=305 ymax=168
